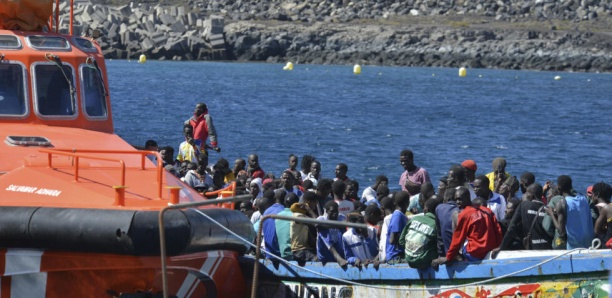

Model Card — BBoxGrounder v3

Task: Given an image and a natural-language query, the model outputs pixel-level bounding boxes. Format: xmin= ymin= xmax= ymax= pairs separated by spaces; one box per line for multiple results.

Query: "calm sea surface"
xmin=107 ymin=60 xmax=611 ymax=194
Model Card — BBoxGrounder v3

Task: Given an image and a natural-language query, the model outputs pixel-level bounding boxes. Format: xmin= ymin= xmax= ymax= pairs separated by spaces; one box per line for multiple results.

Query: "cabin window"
xmin=0 ymin=35 xmax=21 ymax=49
xmin=73 ymin=37 xmax=97 ymax=52
xmin=0 ymin=63 xmax=27 ymax=116
xmin=80 ymin=66 xmax=107 ymax=118
xmin=26 ymin=36 xmax=70 ymax=51
xmin=33 ymin=63 xmax=77 ymax=117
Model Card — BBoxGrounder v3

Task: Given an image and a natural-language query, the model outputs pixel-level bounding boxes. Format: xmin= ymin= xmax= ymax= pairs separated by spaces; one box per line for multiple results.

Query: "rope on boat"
xmin=192 ymin=208 xmax=596 ymax=292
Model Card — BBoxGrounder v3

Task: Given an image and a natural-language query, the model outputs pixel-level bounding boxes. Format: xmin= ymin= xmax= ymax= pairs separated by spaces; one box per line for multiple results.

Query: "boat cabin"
xmin=0 ymin=30 xmax=112 ymax=133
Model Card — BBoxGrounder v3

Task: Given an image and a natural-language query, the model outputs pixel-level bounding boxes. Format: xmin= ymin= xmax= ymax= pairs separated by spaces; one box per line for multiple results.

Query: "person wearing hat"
xmin=485 ymin=157 xmax=511 ymax=191
xmin=461 ymin=160 xmax=477 ymax=185
xmin=185 ymin=103 xmax=219 ymax=153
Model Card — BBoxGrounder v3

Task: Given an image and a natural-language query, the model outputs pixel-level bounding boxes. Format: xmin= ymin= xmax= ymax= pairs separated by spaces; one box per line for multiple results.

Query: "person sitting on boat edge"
xmin=185 ymin=103 xmax=219 ymax=152
xmin=399 ymin=149 xmax=431 ymax=196
xmin=432 ymin=187 xmax=502 ymax=266
xmin=183 ymin=153 xmax=214 ymax=193
xmin=385 ymin=191 xmax=410 ymax=264
xmin=291 ymin=192 xmax=319 ymax=265
xmin=378 ymin=196 xmax=395 ymax=262
xmin=545 ymin=175 xmax=594 ymax=249
xmin=400 ymin=198 xmax=440 ymax=269
xmin=497 ymin=197 xmax=524 ymax=251
xmin=491 ymin=184 xmax=552 ymax=259
xmin=316 ymin=201 xmax=348 ymax=266
xmin=342 ymin=212 xmax=379 ymax=268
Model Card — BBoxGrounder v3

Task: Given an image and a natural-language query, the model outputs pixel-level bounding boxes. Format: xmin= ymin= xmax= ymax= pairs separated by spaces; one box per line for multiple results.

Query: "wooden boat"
xmin=245 ymin=249 xmax=612 ymax=297
xmin=0 ymin=1 xmax=253 ymax=297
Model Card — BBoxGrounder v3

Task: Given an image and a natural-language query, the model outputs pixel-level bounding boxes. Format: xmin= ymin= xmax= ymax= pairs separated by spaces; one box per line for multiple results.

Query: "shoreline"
xmin=63 ymin=1 xmax=612 ymax=72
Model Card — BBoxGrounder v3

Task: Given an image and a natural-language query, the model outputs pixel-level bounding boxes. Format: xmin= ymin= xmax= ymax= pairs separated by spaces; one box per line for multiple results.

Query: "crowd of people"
xmin=146 ymin=103 xmax=612 ymax=268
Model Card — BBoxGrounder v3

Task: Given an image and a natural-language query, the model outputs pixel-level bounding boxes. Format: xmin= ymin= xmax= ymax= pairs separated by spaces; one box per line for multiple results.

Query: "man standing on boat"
xmin=399 ymin=149 xmax=431 ymax=196
xmin=185 ymin=103 xmax=219 ymax=153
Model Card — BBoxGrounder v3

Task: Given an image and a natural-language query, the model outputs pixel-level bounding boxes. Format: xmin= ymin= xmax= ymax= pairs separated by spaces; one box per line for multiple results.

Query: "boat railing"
xmin=157 ymin=194 xmax=252 ymax=298
xmin=39 ymin=148 xmax=164 ymax=200
xmin=251 ymin=214 xmax=368 ymax=298
xmin=204 ymin=181 xmax=238 ymax=209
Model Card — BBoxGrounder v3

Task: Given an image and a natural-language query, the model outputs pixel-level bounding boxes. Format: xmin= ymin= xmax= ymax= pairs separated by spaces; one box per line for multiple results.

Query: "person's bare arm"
xmin=329 ymin=246 xmax=348 ymax=267
xmin=595 ymin=205 xmax=608 ymax=235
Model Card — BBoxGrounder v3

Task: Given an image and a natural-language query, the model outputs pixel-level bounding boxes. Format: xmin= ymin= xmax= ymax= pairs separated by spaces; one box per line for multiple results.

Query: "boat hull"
xmin=245 ymin=249 xmax=612 ymax=297
xmin=0 ymin=249 xmax=247 ymax=298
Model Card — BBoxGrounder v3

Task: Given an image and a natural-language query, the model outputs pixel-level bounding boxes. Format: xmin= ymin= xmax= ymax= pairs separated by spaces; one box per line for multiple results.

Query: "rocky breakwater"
xmin=225 ymin=21 xmax=612 ymax=72
xmin=57 ymin=1 xmax=227 ymax=60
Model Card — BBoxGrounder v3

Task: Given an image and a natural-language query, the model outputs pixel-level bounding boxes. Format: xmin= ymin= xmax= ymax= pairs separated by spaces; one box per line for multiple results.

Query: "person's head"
xmin=492 ymin=157 xmax=507 ymax=174
xmin=280 ymin=170 xmax=295 ymax=189
xmin=302 ymin=191 xmax=319 ymax=214
xmin=376 ymin=184 xmax=390 ymax=200
xmin=499 ymin=176 xmax=519 ymax=199
xmin=249 ymin=178 xmax=263 ymax=198
xmin=592 ymin=182 xmax=612 ymax=204
xmin=274 ymin=189 xmax=286 ymax=204
xmin=364 ymin=203 xmax=383 ymax=225
xmin=346 ymin=212 xmax=367 ymax=236
xmin=288 ymin=154 xmax=298 ymax=170
xmin=524 ymin=183 xmax=543 ymax=202
xmin=324 ymin=200 xmax=340 ymax=220
xmin=195 ymin=154 xmax=208 ymax=176
xmin=399 ymin=149 xmax=415 ymax=171
xmin=461 ymin=159 xmax=478 ymax=182
xmin=335 ymin=163 xmax=348 ymax=180
xmin=301 ymin=155 xmax=315 ymax=173
xmin=257 ymin=191 xmax=275 ymax=214
xmin=317 ymin=178 xmax=333 ymax=199
xmin=394 ymin=191 xmax=411 ymax=213
xmin=145 ymin=139 xmax=158 ymax=151
xmin=183 ymin=124 xmax=194 ymax=139
xmin=373 ymin=175 xmax=389 ymax=188
xmin=443 ymin=187 xmax=455 ymax=203
xmin=194 ymin=103 xmax=207 ymax=116
xmin=180 ymin=160 xmax=190 ymax=176
xmin=331 ymin=180 xmax=346 ymax=200
xmin=505 ymin=198 xmax=521 ymax=220
xmin=546 ymin=184 xmax=560 ymax=201
xmin=160 ymin=146 xmax=174 ymax=164
xmin=302 ymin=179 xmax=314 ymax=191
xmin=519 ymin=172 xmax=536 ymax=193
xmin=310 ymin=161 xmax=321 ymax=177
xmin=240 ymin=201 xmax=253 ymax=215
xmin=423 ymin=198 xmax=441 ymax=214
xmin=447 ymin=165 xmax=466 ymax=189
xmin=557 ymin=175 xmax=573 ymax=194
xmin=419 ymin=182 xmax=435 ymax=207
xmin=473 ymin=175 xmax=492 ymax=199
xmin=187 ymin=162 xmax=198 ymax=171
xmin=345 ymin=180 xmax=359 ymax=199
xmin=437 ymin=175 xmax=448 ymax=197
xmin=248 ymin=154 xmax=259 ymax=169
xmin=234 ymin=158 xmax=246 ymax=172
xmin=455 ymin=186 xmax=472 ymax=208
xmin=380 ymin=194 xmax=395 ymax=213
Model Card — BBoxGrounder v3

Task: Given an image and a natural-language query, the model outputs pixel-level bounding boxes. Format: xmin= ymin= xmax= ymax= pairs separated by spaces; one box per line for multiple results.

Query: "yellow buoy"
xmin=353 ymin=64 xmax=361 ymax=75
xmin=458 ymin=67 xmax=467 ymax=77
xmin=554 ymin=75 xmax=561 ymax=80
xmin=138 ymin=54 xmax=146 ymax=63
xmin=283 ymin=62 xmax=294 ymax=71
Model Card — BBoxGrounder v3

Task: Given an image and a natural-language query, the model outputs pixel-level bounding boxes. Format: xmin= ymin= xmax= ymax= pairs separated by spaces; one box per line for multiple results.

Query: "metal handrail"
xmin=251 ymin=214 xmax=368 ymax=298
xmin=158 ymin=194 xmax=252 ymax=298
xmin=39 ymin=148 xmax=164 ymax=199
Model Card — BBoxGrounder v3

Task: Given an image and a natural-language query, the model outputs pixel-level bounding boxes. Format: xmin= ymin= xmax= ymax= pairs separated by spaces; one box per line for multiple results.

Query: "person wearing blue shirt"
xmin=386 ymin=191 xmax=410 ymax=263
xmin=316 ymin=201 xmax=347 ymax=266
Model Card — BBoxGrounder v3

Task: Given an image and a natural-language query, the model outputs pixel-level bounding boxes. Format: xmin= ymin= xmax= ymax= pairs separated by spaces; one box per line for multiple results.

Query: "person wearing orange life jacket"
xmin=185 ymin=103 xmax=219 ymax=153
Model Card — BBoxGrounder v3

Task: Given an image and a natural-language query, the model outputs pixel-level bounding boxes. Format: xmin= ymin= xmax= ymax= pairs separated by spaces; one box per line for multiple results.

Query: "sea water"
xmin=107 ymin=60 xmax=611 ymax=193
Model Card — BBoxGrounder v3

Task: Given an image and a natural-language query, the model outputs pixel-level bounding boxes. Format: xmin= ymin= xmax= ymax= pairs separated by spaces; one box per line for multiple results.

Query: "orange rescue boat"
xmin=0 ymin=1 xmax=253 ymax=297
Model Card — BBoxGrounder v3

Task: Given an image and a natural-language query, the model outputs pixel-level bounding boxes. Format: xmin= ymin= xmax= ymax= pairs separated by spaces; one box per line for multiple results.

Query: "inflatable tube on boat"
xmin=0 ymin=206 xmax=254 ymax=256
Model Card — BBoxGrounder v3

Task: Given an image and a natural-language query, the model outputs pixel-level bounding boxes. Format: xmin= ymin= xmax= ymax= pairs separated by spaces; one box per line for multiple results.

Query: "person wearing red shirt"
xmin=432 ymin=187 xmax=502 ymax=266
xmin=185 ymin=103 xmax=219 ymax=152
